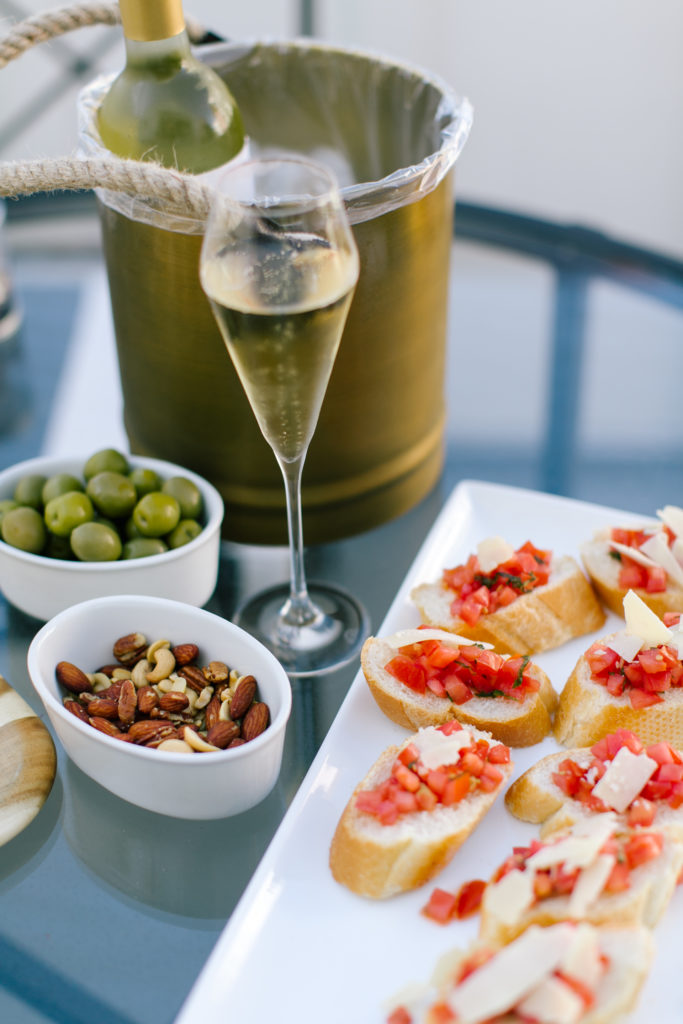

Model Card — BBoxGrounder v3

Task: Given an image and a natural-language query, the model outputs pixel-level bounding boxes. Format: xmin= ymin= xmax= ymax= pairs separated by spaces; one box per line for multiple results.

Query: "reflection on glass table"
xmin=0 ymin=194 xmax=682 ymax=1024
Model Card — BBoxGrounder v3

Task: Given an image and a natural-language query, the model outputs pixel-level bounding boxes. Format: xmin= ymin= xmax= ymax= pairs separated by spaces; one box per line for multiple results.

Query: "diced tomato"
xmin=664 ymin=612 xmax=682 ymax=628
xmin=607 ymin=730 xmax=643 ymax=756
xmin=444 ymin=677 xmax=472 ymax=704
xmin=378 ymin=800 xmax=400 ymax=825
xmin=386 ymin=654 xmax=426 ymax=694
xmin=422 ymin=887 xmax=458 ymax=924
xmin=460 ymin=752 xmax=484 ymax=776
xmin=627 ymin=797 xmax=656 ymax=828
xmin=355 ymin=790 xmax=384 ymax=814
xmin=427 ymin=1003 xmax=455 ymax=1024
xmin=646 ymin=566 xmax=668 ymax=592
xmin=439 ymin=719 xmax=462 ymax=735
xmin=387 ymin=1007 xmax=413 ymax=1024
xmin=425 ymin=676 xmax=448 ymax=698
xmin=392 ymin=789 xmax=419 ymax=814
xmin=604 ymin=861 xmax=631 ymax=892
xmin=478 ymin=763 xmax=504 ymax=791
xmin=623 ymin=661 xmax=647 ymax=688
xmin=629 ymin=688 xmax=664 ymax=709
xmin=394 ymin=763 xmax=421 ymax=792
xmin=639 ymin=647 xmax=670 ymax=674
xmin=606 ymin=673 xmax=627 ymax=696
xmin=442 ymin=774 xmax=471 ymax=805
xmin=586 ymin=644 xmax=621 ymax=678
xmin=624 ymin=832 xmax=664 ymax=869
xmin=454 ymin=879 xmax=486 ymax=918
xmin=647 ymin=741 xmax=677 ymax=765
xmin=655 ymin=763 xmax=683 ymax=783
xmin=488 ymin=744 xmax=511 ymax=764
xmin=618 ymin=562 xmax=647 ymax=589
xmin=459 ymin=589 xmax=489 ymax=625
xmin=495 ymin=585 xmax=518 ymax=607
xmin=398 ymin=743 xmax=420 ymax=767
xmin=426 ymin=643 xmax=461 ymax=669
xmin=415 ymin=785 xmax=438 ymax=812
xmin=426 ymin=769 xmax=449 ymax=797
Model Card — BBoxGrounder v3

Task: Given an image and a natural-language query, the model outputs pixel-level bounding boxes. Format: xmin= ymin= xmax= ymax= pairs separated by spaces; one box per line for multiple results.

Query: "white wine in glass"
xmin=200 ymin=157 xmax=369 ymax=675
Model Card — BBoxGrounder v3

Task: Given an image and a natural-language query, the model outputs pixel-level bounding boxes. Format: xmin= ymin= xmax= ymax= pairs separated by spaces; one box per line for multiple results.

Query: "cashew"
xmin=111 ymin=668 xmax=132 ymax=681
xmin=131 ymin=658 xmax=151 ymax=688
xmin=182 ymin=726 xmax=219 ymax=752
xmin=146 ymin=639 xmax=171 ymax=663
xmin=218 ymin=699 xmax=232 ymax=721
xmin=90 ymin=672 xmax=112 ymax=692
xmin=194 ymin=685 xmax=213 ymax=709
xmin=145 ymin=647 xmax=176 ymax=683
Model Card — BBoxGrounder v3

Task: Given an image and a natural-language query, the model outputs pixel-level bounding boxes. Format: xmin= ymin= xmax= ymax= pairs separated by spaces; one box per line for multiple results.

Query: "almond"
xmin=137 ymin=686 xmax=159 ymax=715
xmin=172 ymin=643 xmax=199 ymax=666
xmin=93 ymin=680 xmax=124 ymax=702
xmin=64 ymin=699 xmax=90 ymax=724
xmin=56 ymin=660 xmax=93 ymax=695
xmin=204 ymin=694 xmax=222 ymax=731
xmin=227 ymin=738 xmax=246 ymax=748
xmin=229 ymin=675 xmax=257 ymax=720
xmin=86 ymin=697 xmax=119 ymax=719
xmin=117 ymin=678 xmax=137 ymax=725
xmin=241 ymin=702 xmax=270 ymax=742
xmin=89 ymin=716 xmax=123 ymax=737
xmin=206 ymin=720 xmax=240 ymax=749
xmin=159 ymin=691 xmax=189 ymax=713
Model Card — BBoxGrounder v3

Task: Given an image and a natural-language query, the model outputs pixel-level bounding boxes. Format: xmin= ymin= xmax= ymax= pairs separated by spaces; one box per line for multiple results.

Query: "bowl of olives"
xmin=0 ymin=449 xmax=224 ymax=620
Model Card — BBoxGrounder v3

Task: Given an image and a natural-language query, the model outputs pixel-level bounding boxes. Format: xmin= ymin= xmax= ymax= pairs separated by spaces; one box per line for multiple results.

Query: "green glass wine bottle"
xmin=97 ymin=0 xmax=245 ymax=173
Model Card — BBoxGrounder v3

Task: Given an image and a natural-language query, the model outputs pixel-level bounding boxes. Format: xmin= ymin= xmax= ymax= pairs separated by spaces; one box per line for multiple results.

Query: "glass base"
xmin=233 ymin=581 xmax=370 ymax=677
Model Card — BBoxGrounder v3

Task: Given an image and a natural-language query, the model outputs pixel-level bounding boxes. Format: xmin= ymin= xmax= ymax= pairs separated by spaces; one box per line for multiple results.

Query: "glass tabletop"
xmin=1 ymin=195 xmax=682 ymax=1023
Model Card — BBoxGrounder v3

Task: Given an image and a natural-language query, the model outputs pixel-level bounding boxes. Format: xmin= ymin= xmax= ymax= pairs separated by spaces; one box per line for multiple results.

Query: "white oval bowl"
xmin=27 ymin=595 xmax=292 ymax=819
xmin=0 ymin=453 xmax=223 ymax=620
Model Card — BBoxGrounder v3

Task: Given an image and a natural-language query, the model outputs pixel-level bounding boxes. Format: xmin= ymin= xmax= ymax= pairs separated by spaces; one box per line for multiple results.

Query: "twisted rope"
xmin=0 ymin=3 xmax=218 ymax=216
xmin=0 ymin=155 xmax=212 ymax=219
xmin=0 ymin=2 xmax=120 ymax=70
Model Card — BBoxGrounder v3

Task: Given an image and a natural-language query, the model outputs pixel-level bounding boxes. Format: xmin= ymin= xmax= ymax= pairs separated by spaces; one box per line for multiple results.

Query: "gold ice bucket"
xmin=81 ymin=41 xmax=472 ymax=544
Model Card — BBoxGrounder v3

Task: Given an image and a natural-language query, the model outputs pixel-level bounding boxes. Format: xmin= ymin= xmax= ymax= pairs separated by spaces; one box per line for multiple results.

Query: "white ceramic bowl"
xmin=0 ymin=453 xmax=223 ymax=620
xmin=27 ymin=595 xmax=292 ymax=819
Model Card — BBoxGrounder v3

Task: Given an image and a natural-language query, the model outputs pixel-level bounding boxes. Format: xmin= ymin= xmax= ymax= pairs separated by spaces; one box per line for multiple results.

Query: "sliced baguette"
xmin=581 ymin=529 xmax=683 ymax=618
xmin=554 ymin=635 xmax=683 ymax=749
xmin=411 ymin=555 xmax=605 ymax=656
xmin=418 ymin=924 xmax=653 ymax=1024
xmin=361 ymin=634 xmax=557 ymax=746
xmin=479 ymin=827 xmax=683 ymax=946
xmin=505 ymin=746 xmax=683 ymax=839
xmin=329 ymin=726 xmax=513 ymax=899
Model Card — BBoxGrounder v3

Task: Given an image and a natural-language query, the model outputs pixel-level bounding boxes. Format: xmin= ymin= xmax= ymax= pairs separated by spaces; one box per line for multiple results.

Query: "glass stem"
xmin=277 ymin=453 xmax=321 ymax=629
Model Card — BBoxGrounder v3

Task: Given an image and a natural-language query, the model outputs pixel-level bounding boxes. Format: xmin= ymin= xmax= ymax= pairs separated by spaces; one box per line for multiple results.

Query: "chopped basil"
xmin=474 ymin=688 xmax=505 ymax=698
xmin=513 ymin=655 xmax=531 ymax=688
xmin=474 ymin=569 xmax=536 ymax=592
xmin=609 ymin=549 xmax=622 ymax=561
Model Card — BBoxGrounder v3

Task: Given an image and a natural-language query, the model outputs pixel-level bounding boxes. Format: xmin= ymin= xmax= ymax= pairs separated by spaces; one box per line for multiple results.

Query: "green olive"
xmin=14 ymin=474 xmax=48 ymax=509
xmin=122 ymin=536 xmax=168 ymax=559
xmin=42 ymin=473 xmax=84 ymax=505
xmin=123 ymin=516 xmax=142 ymax=540
xmin=128 ymin=467 xmax=162 ymax=497
xmin=132 ymin=492 xmax=180 ymax=537
xmin=70 ymin=521 xmax=122 ymax=561
xmin=166 ymin=518 xmax=203 ymax=549
xmin=44 ymin=533 xmax=75 ymax=560
xmin=1 ymin=506 xmax=46 ymax=553
xmin=161 ymin=476 xmax=203 ymax=520
xmin=86 ymin=471 xmax=137 ymax=518
xmin=44 ymin=491 xmax=94 ymax=537
xmin=83 ymin=448 xmax=129 ymax=481
xmin=0 ymin=499 xmax=19 ymax=528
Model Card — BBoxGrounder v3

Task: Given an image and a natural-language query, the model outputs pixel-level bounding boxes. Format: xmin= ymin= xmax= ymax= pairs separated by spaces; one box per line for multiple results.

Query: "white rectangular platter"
xmin=176 ymin=480 xmax=683 ymax=1024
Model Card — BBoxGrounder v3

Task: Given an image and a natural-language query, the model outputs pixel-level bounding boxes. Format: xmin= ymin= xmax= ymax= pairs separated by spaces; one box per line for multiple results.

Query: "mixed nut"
xmin=57 ymin=632 xmax=270 ymax=753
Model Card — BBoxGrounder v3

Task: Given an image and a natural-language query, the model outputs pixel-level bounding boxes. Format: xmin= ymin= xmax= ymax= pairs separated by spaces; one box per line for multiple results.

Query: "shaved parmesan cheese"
xmin=485 ymin=868 xmax=534 ymax=925
xmin=561 ymin=922 xmax=604 ymax=990
xmin=568 ymin=853 xmax=616 ymax=917
xmin=447 ymin=925 xmax=576 ymax=1023
xmin=606 ymin=630 xmax=644 ymax=663
xmin=591 ymin=746 xmax=658 ymax=813
xmin=477 ymin=536 xmax=515 ymax=574
xmin=673 ymin=537 xmax=683 ymax=571
xmin=640 ymin=533 xmax=683 ymax=587
xmin=382 ymin=628 xmax=491 ymax=651
xmin=623 ymin=590 xmax=674 ymax=648
xmin=516 ymin=975 xmax=584 ymax=1024
xmin=526 ymin=813 xmax=616 ymax=871
xmin=610 ymin=541 xmax=659 ymax=570
xmin=412 ymin=726 xmax=474 ymax=771
xmin=657 ymin=505 xmax=683 ymax=540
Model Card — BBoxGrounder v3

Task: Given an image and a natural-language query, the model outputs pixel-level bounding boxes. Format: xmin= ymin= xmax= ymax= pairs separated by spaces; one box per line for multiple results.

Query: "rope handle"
xmin=0 ymin=2 xmax=215 ymax=217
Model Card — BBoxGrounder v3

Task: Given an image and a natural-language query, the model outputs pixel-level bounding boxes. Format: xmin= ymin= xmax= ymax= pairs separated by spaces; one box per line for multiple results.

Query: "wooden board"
xmin=0 ymin=674 xmax=56 ymax=846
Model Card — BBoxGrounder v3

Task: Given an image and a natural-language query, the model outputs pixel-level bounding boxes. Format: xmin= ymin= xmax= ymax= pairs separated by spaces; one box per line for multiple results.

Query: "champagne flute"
xmin=199 ymin=157 xmax=369 ymax=676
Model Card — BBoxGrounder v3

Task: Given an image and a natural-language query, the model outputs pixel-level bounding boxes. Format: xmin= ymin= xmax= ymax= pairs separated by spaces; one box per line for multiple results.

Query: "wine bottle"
xmin=97 ymin=0 xmax=245 ymax=173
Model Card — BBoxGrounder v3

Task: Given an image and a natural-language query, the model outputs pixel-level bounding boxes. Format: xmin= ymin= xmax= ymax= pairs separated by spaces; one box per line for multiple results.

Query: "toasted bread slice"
xmin=403 ymin=923 xmax=653 ymax=1024
xmin=329 ymin=725 xmax=513 ymax=899
xmin=361 ymin=634 xmax=557 ymax=746
xmin=479 ymin=822 xmax=683 ymax=946
xmin=581 ymin=530 xmax=683 ymax=618
xmin=411 ymin=555 xmax=605 ymax=656
xmin=505 ymin=745 xmax=683 ymax=839
xmin=554 ymin=636 xmax=683 ymax=749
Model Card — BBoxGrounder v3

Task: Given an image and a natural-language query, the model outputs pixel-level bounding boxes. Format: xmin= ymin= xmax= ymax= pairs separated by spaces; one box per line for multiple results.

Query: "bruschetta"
xmin=505 ymin=727 xmax=683 ymax=839
xmin=581 ymin=505 xmax=683 ymax=618
xmin=411 ymin=536 xmax=605 ymax=656
xmin=478 ymin=812 xmax=683 ymax=945
xmin=329 ymin=721 xmax=513 ymax=899
xmin=385 ymin=921 xmax=653 ymax=1024
xmin=554 ymin=591 xmax=683 ymax=748
xmin=361 ymin=628 xmax=557 ymax=746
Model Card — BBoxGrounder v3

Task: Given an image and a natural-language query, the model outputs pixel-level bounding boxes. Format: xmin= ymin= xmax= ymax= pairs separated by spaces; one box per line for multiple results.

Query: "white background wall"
xmin=1 ymin=0 xmax=681 ymax=258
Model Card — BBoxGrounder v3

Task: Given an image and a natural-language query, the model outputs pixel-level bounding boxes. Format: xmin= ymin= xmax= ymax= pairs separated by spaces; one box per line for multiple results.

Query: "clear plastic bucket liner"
xmin=79 ymin=39 xmax=472 ymax=543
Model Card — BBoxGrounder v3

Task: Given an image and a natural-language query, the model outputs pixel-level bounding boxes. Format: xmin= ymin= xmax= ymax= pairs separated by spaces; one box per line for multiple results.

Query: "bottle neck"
xmin=123 ymin=30 xmax=191 ymax=70
xmin=118 ymin=0 xmax=186 ymax=42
